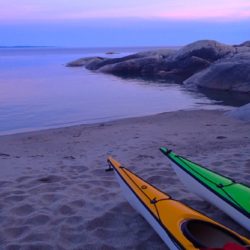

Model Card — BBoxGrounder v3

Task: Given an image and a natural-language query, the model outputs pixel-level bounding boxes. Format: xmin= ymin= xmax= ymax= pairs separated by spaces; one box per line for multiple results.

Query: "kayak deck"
xmin=160 ymin=147 xmax=250 ymax=217
xmin=107 ymin=157 xmax=250 ymax=249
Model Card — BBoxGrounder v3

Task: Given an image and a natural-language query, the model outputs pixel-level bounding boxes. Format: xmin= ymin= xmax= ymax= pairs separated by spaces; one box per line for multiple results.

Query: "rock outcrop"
xmin=227 ymin=103 xmax=250 ymax=122
xmin=171 ymin=40 xmax=234 ymax=61
xmin=88 ymin=49 xmax=175 ymax=73
xmin=184 ymin=52 xmax=250 ymax=93
xmin=98 ymin=55 xmax=166 ymax=77
xmin=67 ymin=40 xmax=250 ymax=93
xmin=97 ymin=40 xmax=236 ymax=81
xmin=66 ymin=57 xmax=104 ymax=67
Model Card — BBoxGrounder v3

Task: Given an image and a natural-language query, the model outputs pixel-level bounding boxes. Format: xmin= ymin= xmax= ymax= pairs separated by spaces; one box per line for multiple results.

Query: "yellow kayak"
xmin=107 ymin=157 xmax=250 ymax=250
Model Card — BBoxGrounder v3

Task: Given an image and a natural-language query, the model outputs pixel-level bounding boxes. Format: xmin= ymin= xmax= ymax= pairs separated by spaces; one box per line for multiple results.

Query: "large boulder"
xmin=226 ymin=103 xmax=250 ymax=122
xmin=96 ymin=40 xmax=234 ymax=81
xmin=152 ymin=40 xmax=235 ymax=81
xmin=87 ymin=49 xmax=175 ymax=71
xmin=66 ymin=53 xmax=158 ymax=70
xmin=184 ymin=52 xmax=250 ymax=93
xmin=98 ymin=55 xmax=166 ymax=77
xmin=86 ymin=54 xmax=144 ymax=70
xmin=157 ymin=55 xmax=211 ymax=81
xmin=171 ymin=40 xmax=235 ymax=62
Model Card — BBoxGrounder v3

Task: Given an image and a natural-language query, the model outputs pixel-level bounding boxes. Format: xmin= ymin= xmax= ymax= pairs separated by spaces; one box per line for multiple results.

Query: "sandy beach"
xmin=0 ymin=109 xmax=250 ymax=249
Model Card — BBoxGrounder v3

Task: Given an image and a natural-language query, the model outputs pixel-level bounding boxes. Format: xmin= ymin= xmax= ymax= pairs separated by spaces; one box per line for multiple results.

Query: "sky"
xmin=1 ymin=0 xmax=250 ymax=47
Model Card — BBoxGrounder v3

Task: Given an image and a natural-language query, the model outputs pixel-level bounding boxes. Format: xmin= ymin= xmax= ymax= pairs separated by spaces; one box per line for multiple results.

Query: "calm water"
xmin=0 ymin=47 xmax=247 ymax=135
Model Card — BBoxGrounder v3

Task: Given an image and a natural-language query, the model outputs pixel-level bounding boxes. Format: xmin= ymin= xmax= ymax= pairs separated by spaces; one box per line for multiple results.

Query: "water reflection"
xmin=0 ymin=47 xmax=249 ymax=135
xmin=198 ymin=88 xmax=250 ymax=107
xmin=114 ymin=74 xmax=250 ymax=107
xmin=114 ymin=72 xmax=250 ymax=107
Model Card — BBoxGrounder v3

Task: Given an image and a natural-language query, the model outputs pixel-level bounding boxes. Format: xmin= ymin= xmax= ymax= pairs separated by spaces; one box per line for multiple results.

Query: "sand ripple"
xmin=0 ymin=110 xmax=250 ymax=249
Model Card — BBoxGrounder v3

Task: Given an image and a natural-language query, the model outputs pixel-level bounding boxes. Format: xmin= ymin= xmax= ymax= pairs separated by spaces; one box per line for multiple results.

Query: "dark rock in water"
xmin=105 ymin=51 xmax=119 ymax=55
xmin=97 ymin=41 xmax=231 ymax=81
xmin=86 ymin=55 xmax=143 ymax=71
xmin=184 ymin=52 xmax=250 ymax=93
xmin=94 ymin=40 xmax=235 ymax=81
xmin=66 ymin=57 xmax=105 ymax=67
xmin=98 ymin=55 xmax=165 ymax=77
xmin=86 ymin=54 xmax=144 ymax=71
xmin=87 ymin=49 xmax=175 ymax=71
xmin=85 ymin=58 xmax=107 ymax=70
xmin=67 ymin=40 xmax=250 ymax=94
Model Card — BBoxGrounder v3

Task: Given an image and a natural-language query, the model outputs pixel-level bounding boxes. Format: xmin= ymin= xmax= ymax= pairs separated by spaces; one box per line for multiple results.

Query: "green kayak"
xmin=160 ymin=147 xmax=250 ymax=231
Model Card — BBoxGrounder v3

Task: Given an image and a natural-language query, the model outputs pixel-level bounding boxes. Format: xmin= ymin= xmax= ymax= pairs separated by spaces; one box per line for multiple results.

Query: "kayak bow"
xmin=107 ymin=157 xmax=250 ymax=249
xmin=160 ymin=147 xmax=250 ymax=232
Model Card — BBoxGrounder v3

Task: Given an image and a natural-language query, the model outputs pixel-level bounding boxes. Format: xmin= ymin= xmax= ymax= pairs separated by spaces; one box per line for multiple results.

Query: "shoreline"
xmin=0 ymin=105 xmax=232 ymax=138
xmin=0 ymin=109 xmax=250 ymax=249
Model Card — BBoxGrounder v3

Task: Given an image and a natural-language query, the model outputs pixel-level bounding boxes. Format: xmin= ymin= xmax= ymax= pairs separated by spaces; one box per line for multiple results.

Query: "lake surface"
xmin=0 ymin=47 xmax=248 ymax=135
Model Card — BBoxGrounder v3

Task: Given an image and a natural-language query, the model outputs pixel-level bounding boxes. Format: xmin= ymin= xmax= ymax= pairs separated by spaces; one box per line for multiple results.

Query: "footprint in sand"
xmin=25 ymin=214 xmax=50 ymax=226
xmin=65 ymin=216 xmax=83 ymax=225
xmin=21 ymin=232 xmax=52 ymax=243
xmin=59 ymin=231 xmax=84 ymax=246
xmin=41 ymin=193 xmax=65 ymax=203
xmin=136 ymin=154 xmax=155 ymax=160
xmin=216 ymin=136 xmax=227 ymax=139
xmin=59 ymin=205 xmax=76 ymax=216
xmin=245 ymin=160 xmax=250 ymax=168
xmin=4 ymin=225 xmax=30 ymax=239
xmin=212 ymin=161 xmax=223 ymax=167
xmin=11 ymin=204 xmax=35 ymax=217
xmin=69 ymin=199 xmax=86 ymax=208
xmin=63 ymin=156 xmax=76 ymax=160
xmin=146 ymin=175 xmax=167 ymax=186
xmin=83 ymin=243 xmax=116 ymax=250
xmin=4 ymin=195 xmax=27 ymax=203
xmin=37 ymin=175 xmax=66 ymax=183
xmin=0 ymin=181 xmax=13 ymax=188
xmin=5 ymin=243 xmax=54 ymax=250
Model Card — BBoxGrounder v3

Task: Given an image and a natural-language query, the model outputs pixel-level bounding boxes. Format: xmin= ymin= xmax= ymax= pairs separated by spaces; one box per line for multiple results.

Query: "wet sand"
xmin=0 ymin=109 xmax=250 ymax=249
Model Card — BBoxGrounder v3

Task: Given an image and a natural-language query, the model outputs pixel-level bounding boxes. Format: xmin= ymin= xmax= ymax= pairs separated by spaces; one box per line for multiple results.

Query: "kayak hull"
xmin=108 ymin=157 xmax=250 ymax=249
xmin=114 ymin=170 xmax=179 ymax=249
xmin=170 ymin=161 xmax=250 ymax=231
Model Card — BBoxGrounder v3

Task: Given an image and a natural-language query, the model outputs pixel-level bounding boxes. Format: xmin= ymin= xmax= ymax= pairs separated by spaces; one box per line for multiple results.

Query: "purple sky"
xmin=1 ymin=0 xmax=250 ymax=46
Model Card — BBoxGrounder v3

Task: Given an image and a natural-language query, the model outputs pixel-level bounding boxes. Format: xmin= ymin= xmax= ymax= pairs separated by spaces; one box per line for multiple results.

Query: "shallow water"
xmin=0 ymin=47 xmax=246 ymax=135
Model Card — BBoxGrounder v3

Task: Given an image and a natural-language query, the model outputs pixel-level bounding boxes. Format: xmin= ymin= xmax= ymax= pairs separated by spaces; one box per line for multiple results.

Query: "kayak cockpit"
xmin=182 ymin=220 xmax=247 ymax=249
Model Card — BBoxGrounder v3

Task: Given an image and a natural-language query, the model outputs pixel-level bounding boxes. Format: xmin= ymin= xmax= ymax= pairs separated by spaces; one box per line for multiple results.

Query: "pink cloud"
xmin=157 ymin=10 xmax=250 ymax=21
xmin=1 ymin=0 xmax=250 ymax=22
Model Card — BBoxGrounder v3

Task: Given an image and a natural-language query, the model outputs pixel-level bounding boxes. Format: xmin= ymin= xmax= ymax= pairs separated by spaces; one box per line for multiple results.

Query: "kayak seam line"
xmin=111 ymin=164 xmax=185 ymax=250
xmin=120 ymin=166 xmax=173 ymax=199
xmin=121 ymin=168 xmax=155 ymax=207
xmin=221 ymin=188 xmax=246 ymax=212
xmin=175 ymin=155 xmax=227 ymax=187
xmin=175 ymin=155 xmax=248 ymax=213
xmin=121 ymin=167 xmax=170 ymax=225
xmin=162 ymin=151 xmax=250 ymax=217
